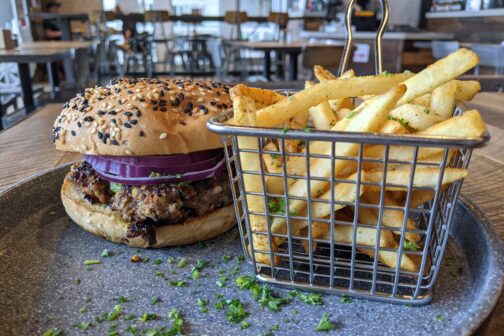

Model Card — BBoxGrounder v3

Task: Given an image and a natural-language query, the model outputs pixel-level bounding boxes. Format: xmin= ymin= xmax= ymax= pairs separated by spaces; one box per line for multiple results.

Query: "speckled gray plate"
xmin=1 ymin=165 xmax=503 ymax=336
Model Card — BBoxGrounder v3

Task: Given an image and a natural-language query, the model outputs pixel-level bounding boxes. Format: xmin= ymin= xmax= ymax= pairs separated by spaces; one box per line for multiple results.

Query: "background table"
xmin=0 ymin=49 xmax=71 ymax=111
xmin=0 ymin=93 xmax=503 ymax=334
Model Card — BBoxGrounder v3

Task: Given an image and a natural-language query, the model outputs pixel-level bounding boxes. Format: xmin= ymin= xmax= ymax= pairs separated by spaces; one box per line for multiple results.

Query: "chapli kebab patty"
xmin=68 ymin=161 xmax=233 ymax=236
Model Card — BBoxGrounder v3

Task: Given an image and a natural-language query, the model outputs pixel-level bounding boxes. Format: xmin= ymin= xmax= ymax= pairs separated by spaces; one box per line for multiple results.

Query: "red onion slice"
xmin=93 ymin=156 xmax=227 ymax=185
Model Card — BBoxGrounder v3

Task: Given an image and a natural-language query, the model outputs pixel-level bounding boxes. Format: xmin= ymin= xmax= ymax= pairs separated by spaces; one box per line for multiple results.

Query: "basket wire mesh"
xmin=207 ymin=0 xmax=489 ymax=304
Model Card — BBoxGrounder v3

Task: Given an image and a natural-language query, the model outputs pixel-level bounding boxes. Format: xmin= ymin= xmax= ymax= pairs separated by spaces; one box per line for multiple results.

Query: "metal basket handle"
xmin=339 ymin=0 xmax=390 ymax=75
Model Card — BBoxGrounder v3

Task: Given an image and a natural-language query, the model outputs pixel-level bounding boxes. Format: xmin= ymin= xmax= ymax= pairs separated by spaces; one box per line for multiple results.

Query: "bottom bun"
xmin=61 ymin=176 xmax=236 ymax=248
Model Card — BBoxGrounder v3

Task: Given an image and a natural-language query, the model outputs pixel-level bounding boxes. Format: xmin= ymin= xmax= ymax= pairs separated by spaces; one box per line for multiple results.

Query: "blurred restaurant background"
xmin=0 ymin=0 xmax=503 ymax=129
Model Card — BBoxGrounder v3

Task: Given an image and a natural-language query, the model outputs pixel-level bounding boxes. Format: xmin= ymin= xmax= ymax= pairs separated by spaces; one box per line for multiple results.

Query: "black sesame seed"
xmin=98 ymin=110 xmax=106 ymax=116
xmin=130 ymin=119 xmax=137 ymax=125
xmin=71 ymin=130 xmax=76 ymax=136
xmin=198 ymin=104 xmax=205 ymax=110
xmin=139 ymin=98 xmax=145 ymax=102
xmin=153 ymin=107 xmax=158 ymax=111
xmin=183 ymin=107 xmax=191 ymax=113
xmin=124 ymin=123 xmax=132 ymax=128
xmin=217 ymin=104 xmax=222 ymax=109
xmin=222 ymin=104 xmax=228 ymax=109
xmin=160 ymin=107 xmax=167 ymax=112
xmin=139 ymin=130 xmax=145 ymax=137
xmin=127 ymin=90 xmax=133 ymax=94
xmin=98 ymin=131 xmax=103 ymax=139
xmin=105 ymin=133 xmax=110 ymax=139
xmin=187 ymin=102 xmax=193 ymax=108
xmin=101 ymin=136 xmax=107 ymax=144
xmin=111 ymin=119 xmax=116 ymax=124
xmin=83 ymin=116 xmax=94 ymax=122
xmin=178 ymin=92 xmax=184 ymax=100
xmin=77 ymin=121 xmax=82 ymax=128
xmin=151 ymin=100 xmax=158 ymax=105
xmin=159 ymin=90 xmax=164 ymax=97
xmin=112 ymin=140 xmax=119 ymax=146
xmin=210 ymin=101 xmax=216 ymax=106
xmin=159 ymin=99 xmax=167 ymax=106
xmin=124 ymin=112 xmax=133 ymax=117
xmin=136 ymin=111 xmax=141 ymax=117
xmin=180 ymin=121 xmax=186 ymax=126
xmin=171 ymin=98 xmax=181 ymax=106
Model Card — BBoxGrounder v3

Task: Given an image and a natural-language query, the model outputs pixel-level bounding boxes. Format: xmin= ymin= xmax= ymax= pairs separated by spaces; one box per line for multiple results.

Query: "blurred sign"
xmin=353 ymin=43 xmax=370 ymax=63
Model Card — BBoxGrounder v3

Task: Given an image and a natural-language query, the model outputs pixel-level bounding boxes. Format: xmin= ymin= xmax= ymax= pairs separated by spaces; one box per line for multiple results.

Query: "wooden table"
xmin=228 ymin=41 xmax=346 ymax=81
xmin=0 ymin=94 xmax=504 ymax=334
xmin=0 ymin=49 xmax=71 ymax=112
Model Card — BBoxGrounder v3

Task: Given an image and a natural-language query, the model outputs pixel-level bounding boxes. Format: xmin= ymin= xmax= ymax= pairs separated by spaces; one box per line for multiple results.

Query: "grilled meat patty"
xmin=68 ymin=161 xmax=233 ymax=231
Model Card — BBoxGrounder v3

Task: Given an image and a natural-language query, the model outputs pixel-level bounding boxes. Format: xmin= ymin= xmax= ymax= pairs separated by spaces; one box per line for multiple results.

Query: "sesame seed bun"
xmin=53 ymin=78 xmax=232 ymax=156
xmin=61 ymin=176 xmax=236 ymax=247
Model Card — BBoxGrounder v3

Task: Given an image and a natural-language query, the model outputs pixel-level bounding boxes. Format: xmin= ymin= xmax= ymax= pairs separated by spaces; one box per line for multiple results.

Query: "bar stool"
xmin=224 ymin=11 xmax=248 ymax=40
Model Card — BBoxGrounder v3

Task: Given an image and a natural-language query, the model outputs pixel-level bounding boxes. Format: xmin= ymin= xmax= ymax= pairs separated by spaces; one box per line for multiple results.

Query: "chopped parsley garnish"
xmin=340 ymin=295 xmax=352 ymax=304
xmin=106 ymin=304 xmax=122 ymax=321
xmin=109 ymin=182 xmax=123 ymax=193
xmin=75 ymin=278 xmax=81 ymax=285
xmin=404 ymin=241 xmax=420 ymax=251
xmin=79 ymin=306 xmax=88 ymax=313
xmin=138 ymin=312 xmax=159 ymax=323
xmin=167 ymin=257 xmax=175 ymax=264
xmin=424 ymin=108 xmax=431 ymax=114
xmin=197 ymin=298 xmax=209 ymax=312
xmin=236 ymin=255 xmax=245 ymax=264
xmin=282 ymin=127 xmax=289 ymax=134
xmin=169 ymin=280 xmax=186 ymax=287
xmin=346 ymin=111 xmax=357 ymax=119
xmin=155 ymin=271 xmax=165 ymax=278
xmin=303 ymin=127 xmax=311 ymax=132
xmin=150 ymin=296 xmax=161 ymax=305
xmin=403 ymin=69 xmax=412 ymax=74
xmin=222 ymin=255 xmax=231 ymax=262
xmin=74 ymin=321 xmax=93 ymax=330
xmin=117 ymin=296 xmax=130 ymax=303
xmin=270 ymin=153 xmax=280 ymax=159
xmin=108 ymin=324 xmax=119 ymax=336
xmin=316 ymin=313 xmax=336 ymax=332
xmin=229 ymin=265 xmax=240 ymax=276
xmin=435 ymin=314 xmax=445 ymax=321
xmin=125 ymin=324 xmax=138 ymax=335
xmin=168 ymin=308 xmax=185 ymax=335
xmin=271 ymin=323 xmax=280 ymax=331
xmin=83 ymin=260 xmax=101 ymax=265
xmin=225 ymin=299 xmax=249 ymax=323
xmin=101 ymin=249 xmax=110 ymax=258
xmin=216 ymin=280 xmax=226 ymax=288
xmin=240 ymin=321 xmax=251 ymax=329
xmin=235 ymin=275 xmax=291 ymax=312
xmin=267 ymin=197 xmax=286 ymax=215
xmin=192 ymin=268 xmax=200 ymax=280
xmin=380 ymin=70 xmax=392 ymax=77
xmin=153 ymin=259 xmax=163 ymax=265
xmin=177 ymin=257 xmax=187 ymax=268
xmin=214 ymin=299 xmax=226 ymax=310
xmin=297 ymin=292 xmax=323 ymax=305
xmin=42 ymin=328 xmax=63 ymax=336
xmin=124 ymin=314 xmax=136 ymax=321
xmin=387 ymin=115 xmax=411 ymax=130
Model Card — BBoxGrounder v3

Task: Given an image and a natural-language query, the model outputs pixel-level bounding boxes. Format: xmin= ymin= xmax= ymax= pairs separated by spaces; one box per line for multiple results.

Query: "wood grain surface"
xmin=0 ymin=93 xmax=503 ymax=334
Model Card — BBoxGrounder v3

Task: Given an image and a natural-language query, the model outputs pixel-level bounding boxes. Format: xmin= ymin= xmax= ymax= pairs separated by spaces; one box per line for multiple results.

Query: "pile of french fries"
xmin=228 ymin=48 xmax=487 ymax=272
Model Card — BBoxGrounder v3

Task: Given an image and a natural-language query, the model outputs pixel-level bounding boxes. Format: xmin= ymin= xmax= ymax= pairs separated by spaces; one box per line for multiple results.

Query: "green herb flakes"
xmin=240 ymin=321 xmax=251 ymax=329
xmin=192 ymin=268 xmax=200 ymax=280
xmin=316 ymin=313 xmax=336 ymax=332
xmin=222 ymin=255 xmax=231 ymax=262
xmin=124 ymin=313 xmax=136 ymax=321
xmin=117 ymin=296 xmax=130 ymax=303
xmin=267 ymin=197 xmax=286 ymax=215
xmin=74 ymin=321 xmax=92 ymax=330
xmin=153 ymin=259 xmax=163 ymax=265
xmin=169 ymin=280 xmax=186 ymax=287
xmin=101 ymin=249 xmax=110 ymax=257
xmin=150 ymin=296 xmax=161 ymax=305
xmin=404 ymin=241 xmax=420 ymax=251
xmin=138 ymin=312 xmax=159 ymax=323
xmin=234 ymin=275 xmax=291 ymax=312
xmin=168 ymin=308 xmax=185 ymax=335
xmin=125 ymin=324 xmax=138 ymax=335
xmin=177 ymin=257 xmax=187 ymax=268
xmin=197 ymin=298 xmax=208 ymax=307
xmin=282 ymin=127 xmax=289 ymax=134
xmin=303 ymin=127 xmax=311 ymax=133
xmin=226 ymin=299 xmax=248 ymax=323
xmin=297 ymin=292 xmax=323 ymax=305
xmin=340 ymin=295 xmax=352 ymax=304
xmin=75 ymin=278 xmax=81 ymax=285
xmin=83 ymin=259 xmax=101 ymax=265
xmin=435 ymin=315 xmax=445 ymax=322
xmin=387 ymin=114 xmax=411 ymax=130
xmin=79 ymin=306 xmax=88 ymax=313
xmin=42 ymin=328 xmax=63 ymax=336
xmin=155 ymin=271 xmax=165 ymax=278
xmin=380 ymin=70 xmax=392 ymax=77
xmin=216 ymin=280 xmax=226 ymax=288
xmin=109 ymin=182 xmax=123 ymax=194
xmin=424 ymin=108 xmax=431 ymax=114
xmin=106 ymin=304 xmax=122 ymax=321
xmin=167 ymin=256 xmax=175 ymax=264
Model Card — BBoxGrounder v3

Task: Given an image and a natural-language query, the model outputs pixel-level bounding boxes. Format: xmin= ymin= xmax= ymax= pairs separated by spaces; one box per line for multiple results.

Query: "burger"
xmin=52 ymin=78 xmax=236 ymax=247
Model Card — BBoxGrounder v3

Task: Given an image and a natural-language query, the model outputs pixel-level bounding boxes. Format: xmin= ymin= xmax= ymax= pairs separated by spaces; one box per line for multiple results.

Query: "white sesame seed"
xmin=159 ymin=133 xmax=167 ymax=140
xmin=90 ymin=127 xmax=97 ymax=134
xmin=98 ymin=119 xmax=105 ymax=125
xmin=141 ymin=103 xmax=149 ymax=108
xmin=197 ymin=97 xmax=204 ymax=103
xmin=132 ymin=96 xmax=137 ymax=101
xmin=125 ymin=149 xmax=132 ymax=155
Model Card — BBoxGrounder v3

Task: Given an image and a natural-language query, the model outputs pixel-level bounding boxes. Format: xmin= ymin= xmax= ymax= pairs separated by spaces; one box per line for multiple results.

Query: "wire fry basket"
xmin=207 ymin=0 xmax=490 ymax=304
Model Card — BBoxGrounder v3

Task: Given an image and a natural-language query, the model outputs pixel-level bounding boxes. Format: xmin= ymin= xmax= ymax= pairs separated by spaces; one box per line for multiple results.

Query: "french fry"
xmin=271 ymin=85 xmax=406 ymax=237
xmin=408 ymin=190 xmax=436 ymax=208
xmin=362 ymin=192 xmax=420 ymax=242
xmin=262 ymin=142 xmax=283 ymax=174
xmin=230 ymin=84 xmax=285 ymax=109
xmin=365 ymin=167 xmax=468 ymax=192
xmin=305 ymin=80 xmax=337 ymax=130
xmin=320 ymin=222 xmax=419 ymax=272
xmin=454 ymin=80 xmax=481 ymax=101
xmin=313 ymin=65 xmax=337 ymax=81
xmin=336 ymin=107 xmax=352 ymax=120
xmin=380 ymin=120 xmax=409 ymax=134
xmin=363 ymin=110 xmax=487 ymax=163
xmin=397 ymin=48 xmax=479 ymax=105
xmin=313 ymin=66 xmax=356 ymax=114
xmin=256 ymin=74 xmax=412 ymax=127
xmin=430 ymin=81 xmax=457 ymax=120
xmin=390 ymin=104 xmax=444 ymax=131
xmin=232 ymin=95 xmax=277 ymax=265
xmin=412 ymin=93 xmax=431 ymax=107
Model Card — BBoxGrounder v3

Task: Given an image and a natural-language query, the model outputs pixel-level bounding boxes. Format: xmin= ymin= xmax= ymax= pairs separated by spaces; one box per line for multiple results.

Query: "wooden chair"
xmin=301 ymin=45 xmax=345 ymax=79
xmin=224 ymin=11 xmax=248 ymax=40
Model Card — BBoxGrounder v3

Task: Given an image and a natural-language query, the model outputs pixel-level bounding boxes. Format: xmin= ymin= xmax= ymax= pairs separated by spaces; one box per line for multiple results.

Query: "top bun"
xmin=52 ymin=78 xmax=232 ymax=156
